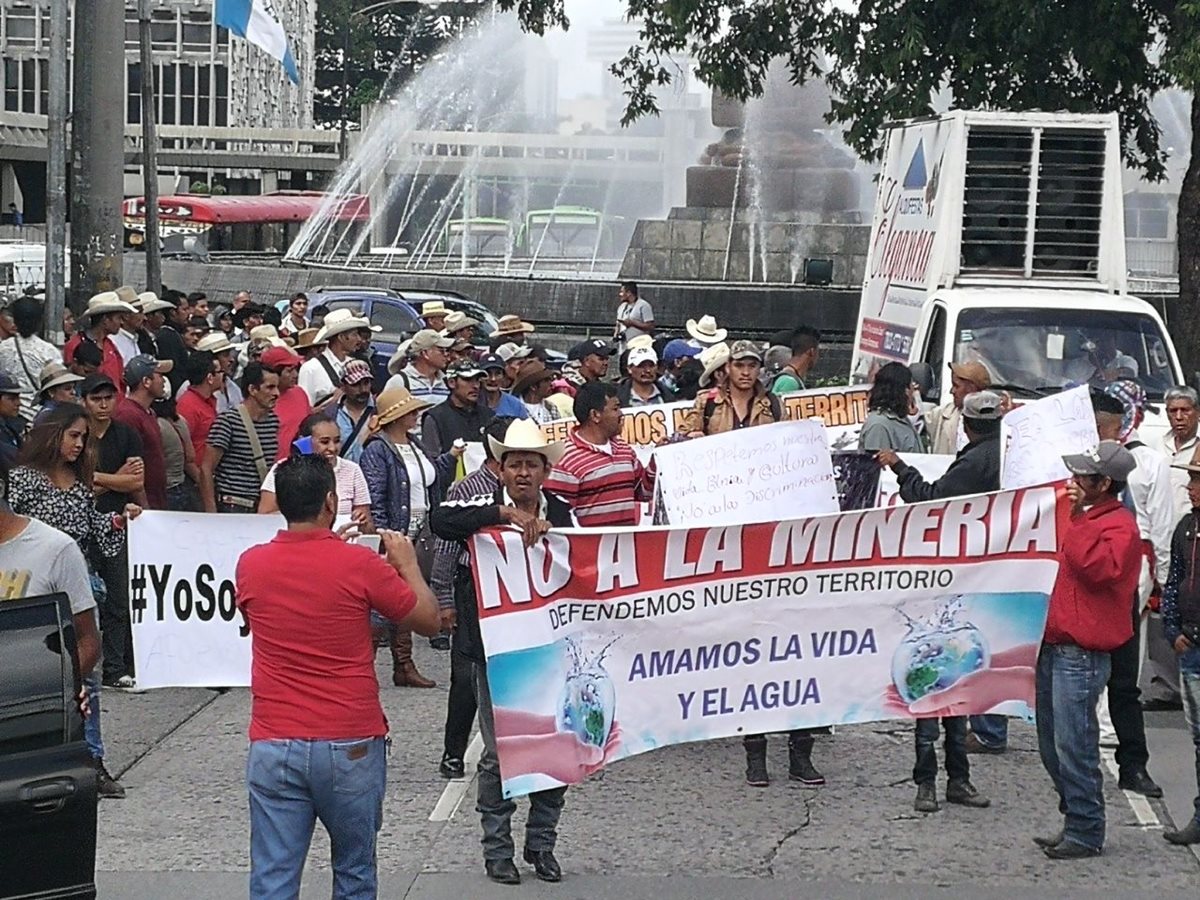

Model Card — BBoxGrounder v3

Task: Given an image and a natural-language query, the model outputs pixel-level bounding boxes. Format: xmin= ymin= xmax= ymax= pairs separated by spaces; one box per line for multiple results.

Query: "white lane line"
xmin=1100 ymin=745 xmax=1160 ymax=828
xmin=428 ymin=732 xmax=483 ymax=822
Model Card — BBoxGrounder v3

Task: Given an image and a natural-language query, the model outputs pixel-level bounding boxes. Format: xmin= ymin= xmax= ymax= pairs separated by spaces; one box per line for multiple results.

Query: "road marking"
xmin=428 ymin=732 xmax=483 ymax=822
xmin=1100 ymin=746 xmax=1160 ymax=828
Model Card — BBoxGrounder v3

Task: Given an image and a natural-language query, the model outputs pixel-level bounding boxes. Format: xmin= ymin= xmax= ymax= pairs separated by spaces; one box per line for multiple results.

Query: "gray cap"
xmin=728 ymin=340 xmax=763 ymax=362
xmin=1062 ymin=440 xmax=1137 ymax=481
xmin=962 ymin=390 xmax=1004 ymax=420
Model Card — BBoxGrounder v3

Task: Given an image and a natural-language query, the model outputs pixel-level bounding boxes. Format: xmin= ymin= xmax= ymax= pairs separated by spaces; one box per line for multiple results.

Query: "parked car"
xmin=0 ymin=592 xmax=97 ymax=900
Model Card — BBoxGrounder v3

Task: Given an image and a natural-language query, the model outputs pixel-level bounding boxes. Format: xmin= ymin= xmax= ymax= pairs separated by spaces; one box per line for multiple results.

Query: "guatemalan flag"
xmin=215 ymin=0 xmax=300 ymax=85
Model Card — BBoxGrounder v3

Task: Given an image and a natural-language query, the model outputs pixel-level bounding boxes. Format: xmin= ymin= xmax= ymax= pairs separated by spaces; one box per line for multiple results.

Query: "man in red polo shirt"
xmin=261 ymin=345 xmax=311 ymax=458
xmin=113 ymin=354 xmax=172 ymax=509
xmin=543 ymin=381 xmax=653 ymax=526
xmin=236 ymin=454 xmax=439 ymax=897
xmin=64 ymin=292 xmax=136 ymax=398
xmin=176 ymin=350 xmax=219 ymax=460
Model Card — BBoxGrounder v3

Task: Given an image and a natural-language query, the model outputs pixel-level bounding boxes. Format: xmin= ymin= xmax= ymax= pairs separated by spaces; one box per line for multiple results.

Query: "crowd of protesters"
xmin=2 ymin=279 xmax=1200 ymax=892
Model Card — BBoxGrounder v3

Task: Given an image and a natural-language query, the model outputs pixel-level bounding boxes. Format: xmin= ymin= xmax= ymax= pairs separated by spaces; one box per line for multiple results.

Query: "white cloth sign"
xmin=1001 ymin=386 xmax=1098 ymax=489
xmin=652 ymin=420 xmax=839 ymax=526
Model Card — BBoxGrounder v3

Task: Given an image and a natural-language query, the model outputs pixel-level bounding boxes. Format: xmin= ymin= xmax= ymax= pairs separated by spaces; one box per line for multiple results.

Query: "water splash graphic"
xmin=891 ymin=596 xmax=989 ymax=704
xmin=556 ymin=636 xmax=618 ymax=748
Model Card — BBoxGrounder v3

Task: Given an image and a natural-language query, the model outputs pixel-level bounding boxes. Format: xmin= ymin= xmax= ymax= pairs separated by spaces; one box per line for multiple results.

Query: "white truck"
xmin=849 ymin=110 xmax=1182 ymax=445
xmin=0 ymin=241 xmax=48 ymax=296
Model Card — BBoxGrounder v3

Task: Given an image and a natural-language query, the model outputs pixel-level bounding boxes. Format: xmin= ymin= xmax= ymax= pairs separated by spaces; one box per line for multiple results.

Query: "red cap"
xmin=260 ymin=346 xmax=303 ymax=370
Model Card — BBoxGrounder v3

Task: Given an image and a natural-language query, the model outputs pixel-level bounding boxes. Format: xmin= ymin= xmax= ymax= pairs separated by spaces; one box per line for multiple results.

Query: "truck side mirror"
xmin=910 ymin=362 xmax=938 ymax=403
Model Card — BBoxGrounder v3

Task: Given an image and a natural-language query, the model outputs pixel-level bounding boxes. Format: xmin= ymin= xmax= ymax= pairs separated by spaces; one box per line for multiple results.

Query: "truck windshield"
xmin=953 ymin=307 xmax=1176 ymax=400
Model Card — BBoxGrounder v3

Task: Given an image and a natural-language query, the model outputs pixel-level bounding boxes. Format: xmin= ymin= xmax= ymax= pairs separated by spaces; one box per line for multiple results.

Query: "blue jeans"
xmin=1180 ymin=646 xmax=1200 ymax=826
xmin=247 ymin=737 xmax=387 ymax=900
xmin=83 ymin=672 xmax=103 ymax=760
xmin=968 ymin=714 xmax=1008 ymax=749
xmin=1036 ymin=643 xmax=1111 ymax=851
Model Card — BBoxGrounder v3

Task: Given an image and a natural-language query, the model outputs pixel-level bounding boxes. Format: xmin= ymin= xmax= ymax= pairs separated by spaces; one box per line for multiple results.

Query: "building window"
xmin=215 ymin=65 xmax=227 ymax=126
xmin=197 ymin=64 xmax=211 ymax=125
xmin=151 ymin=8 xmax=176 ymax=49
xmin=127 ymin=63 xmax=141 ymax=124
xmin=179 ymin=63 xmax=196 ymax=125
xmin=20 ymin=58 xmax=34 ymax=112
xmin=159 ymin=63 xmax=176 ymax=125
xmin=3 ymin=59 xmax=18 ymax=112
xmin=6 ymin=8 xmax=36 ymax=46
xmin=37 ymin=58 xmax=46 ymax=114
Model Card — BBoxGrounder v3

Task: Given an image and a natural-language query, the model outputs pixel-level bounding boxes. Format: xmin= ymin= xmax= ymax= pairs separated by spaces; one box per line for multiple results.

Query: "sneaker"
xmin=96 ymin=760 xmax=126 ymax=800
xmin=914 ymin=781 xmax=939 ymax=812
xmin=946 ymin=778 xmax=990 ymax=808
xmin=102 ymin=675 xmax=145 ymax=694
xmin=439 ymin=756 xmax=465 ymax=779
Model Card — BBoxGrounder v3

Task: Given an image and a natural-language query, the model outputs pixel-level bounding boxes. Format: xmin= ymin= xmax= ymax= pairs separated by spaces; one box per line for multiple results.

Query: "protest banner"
xmin=653 ymin=420 xmax=839 ymax=526
xmin=1000 ymin=385 xmax=1098 ymax=489
xmin=831 ymin=451 xmax=883 ymax=511
xmin=539 ymin=384 xmax=870 ymax=456
xmin=877 ymin=453 xmax=956 ymax=507
xmin=128 ymin=511 xmax=276 ymax=688
xmin=470 ymin=485 xmax=1064 ymax=798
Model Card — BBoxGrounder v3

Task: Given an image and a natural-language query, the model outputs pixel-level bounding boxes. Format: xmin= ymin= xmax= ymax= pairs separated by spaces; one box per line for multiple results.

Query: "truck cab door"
xmin=0 ymin=593 xmax=97 ymax=900
xmin=912 ymin=302 xmax=949 ymax=406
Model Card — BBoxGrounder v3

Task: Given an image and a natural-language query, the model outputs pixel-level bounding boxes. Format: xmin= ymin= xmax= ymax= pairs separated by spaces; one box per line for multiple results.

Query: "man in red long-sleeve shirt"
xmin=1035 ymin=440 xmax=1141 ymax=861
xmin=543 ymin=381 xmax=654 ymax=527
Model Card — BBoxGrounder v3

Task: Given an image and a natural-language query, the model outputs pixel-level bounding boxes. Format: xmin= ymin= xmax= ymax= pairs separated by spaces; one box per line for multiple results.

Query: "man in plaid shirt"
xmin=430 ymin=416 xmax=513 ymax=779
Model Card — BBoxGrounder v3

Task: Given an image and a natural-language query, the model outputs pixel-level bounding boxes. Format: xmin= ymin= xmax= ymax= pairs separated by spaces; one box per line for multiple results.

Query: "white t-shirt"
xmin=392 ymin=441 xmax=433 ymax=525
xmin=0 ymin=517 xmax=96 ymax=614
xmin=298 ymin=349 xmax=346 ymax=404
xmin=261 ymin=457 xmax=371 ymax=516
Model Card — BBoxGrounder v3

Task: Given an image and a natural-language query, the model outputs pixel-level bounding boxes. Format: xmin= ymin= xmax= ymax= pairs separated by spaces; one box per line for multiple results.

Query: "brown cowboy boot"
xmin=391 ymin=629 xmax=436 ymax=687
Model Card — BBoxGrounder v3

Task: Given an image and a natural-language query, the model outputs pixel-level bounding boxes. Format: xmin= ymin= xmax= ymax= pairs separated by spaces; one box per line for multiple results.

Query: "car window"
xmin=0 ymin=595 xmax=73 ymax=756
xmin=369 ymin=301 xmax=423 ymax=342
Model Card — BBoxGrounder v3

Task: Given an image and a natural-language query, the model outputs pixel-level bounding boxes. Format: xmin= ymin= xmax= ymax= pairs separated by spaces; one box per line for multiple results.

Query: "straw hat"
xmin=114 ymin=285 xmax=139 ymax=306
xmin=698 ymin=341 xmax=731 ymax=388
xmin=80 ymin=291 xmax=137 ymax=322
xmin=387 ymin=338 xmax=415 ymax=375
xmin=369 ymin=387 xmax=429 ymax=432
xmin=510 ymin=361 xmax=554 ymax=397
xmin=949 ymin=360 xmax=991 ymax=389
xmin=489 ymin=314 xmax=536 ymax=339
xmin=294 ymin=328 xmax=327 ymax=351
xmin=686 ymin=315 xmax=728 ymax=345
xmin=487 ymin=418 xmax=565 ymax=466
xmin=37 ymin=361 xmax=84 ymax=395
xmin=444 ymin=310 xmax=479 ymax=333
xmin=315 ymin=308 xmax=380 ymax=343
xmin=248 ymin=324 xmax=279 ymax=343
xmin=136 ymin=291 xmax=175 ymax=314
xmin=421 ymin=300 xmax=448 ymax=318
xmin=196 ymin=332 xmax=234 ymax=354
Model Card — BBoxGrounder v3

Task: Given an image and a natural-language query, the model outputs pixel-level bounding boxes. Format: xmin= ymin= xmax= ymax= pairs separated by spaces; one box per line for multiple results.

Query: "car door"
xmin=360 ymin=298 xmax=423 ymax=385
xmin=0 ymin=593 xmax=97 ymax=900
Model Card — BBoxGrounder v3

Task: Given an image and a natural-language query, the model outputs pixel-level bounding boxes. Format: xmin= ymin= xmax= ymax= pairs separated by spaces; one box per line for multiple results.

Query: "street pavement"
xmin=95 ymin=642 xmax=1200 ymax=899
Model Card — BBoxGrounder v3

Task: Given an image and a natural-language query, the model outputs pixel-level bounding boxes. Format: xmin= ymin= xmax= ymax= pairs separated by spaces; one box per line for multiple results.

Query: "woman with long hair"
xmin=8 ymin=404 xmax=142 ymax=800
xmin=859 ymin=361 xmax=926 ymax=453
xmin=360 ymin=388 xmax=458 ymax=687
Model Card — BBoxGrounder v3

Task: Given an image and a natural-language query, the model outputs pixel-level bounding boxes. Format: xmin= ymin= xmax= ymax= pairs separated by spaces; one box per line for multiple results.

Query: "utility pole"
xmin=69 ymin=0 xmax=125 ymax=307
xmin=45 ymin=0 xmax=68 ymax=342
xmin=138 ymin=0 xmax=161 ymax=295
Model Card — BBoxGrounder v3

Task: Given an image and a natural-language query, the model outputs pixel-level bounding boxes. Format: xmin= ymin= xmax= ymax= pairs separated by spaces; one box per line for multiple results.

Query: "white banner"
xmin=653 ymin=420 xmax=839 ymax=526
xmin=1001 ymin=385 xmax=1097 ymax=489
xmin=877 ymin=453 xmax=956 ymax=507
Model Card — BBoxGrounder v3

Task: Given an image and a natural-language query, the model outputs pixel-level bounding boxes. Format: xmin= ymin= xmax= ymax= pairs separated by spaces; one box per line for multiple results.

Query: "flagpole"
xmin=138 ymin=0 xmax=161 ymax=295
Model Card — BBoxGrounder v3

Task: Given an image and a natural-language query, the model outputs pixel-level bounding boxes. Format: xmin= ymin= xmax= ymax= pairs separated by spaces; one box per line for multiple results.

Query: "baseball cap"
xmin=728 ymin=340 xmax=763 ymax=362
xmin=628 ymin=346 xmax=658 ymax=367
xmin=447 ymin=360 xmax=485 ymax=379
xmin=663 ymin=339 xmax=701 ymax=365
xmin=409 ymin=328 xmax=455 ymax=353
xmin=0 ymin=372 xmax=19 ymax=395
xmin=568 ymin=338 xmax=615 ymax=361
xmin=494 ymin=342 xmax=520 ymax=362
xmin=1062 ymin=440 xmax=1137 ymax=481
xmin=261 ymin=346 xmax=303 ymax=370
xmin=961 ymin=390 xmax=1004 ymax=420
xmin=79 ymin=373 xmax=116 ymax=396
xmin=341 ymin=359 xmax=373 ymax=385
xmin=479 ymin=353 xmax=505 ymax=371
xmin=124 ymin=354 xmax=173 ymax=387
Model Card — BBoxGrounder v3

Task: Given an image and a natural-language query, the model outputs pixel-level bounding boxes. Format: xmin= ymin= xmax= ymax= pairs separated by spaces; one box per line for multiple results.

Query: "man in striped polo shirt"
xmin=543 ymin=382 xmax=653 ymax=526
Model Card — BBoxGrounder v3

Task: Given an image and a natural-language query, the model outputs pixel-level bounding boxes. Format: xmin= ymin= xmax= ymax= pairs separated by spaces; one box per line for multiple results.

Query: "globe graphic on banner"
xmin=891 ymin=597 xmax=990 ymax=704
xmin=556 ymin=637 xmax=617 ymax=748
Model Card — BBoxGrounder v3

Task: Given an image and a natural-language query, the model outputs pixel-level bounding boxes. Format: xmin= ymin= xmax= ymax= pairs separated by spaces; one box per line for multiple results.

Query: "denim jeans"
xmin=1179 ymin=646 xmax=1200 ymax=827
xmin=83 ymin=672 xmax=103 ymax=760
xmin=247 ymin=736 xmax=387 ymax=900
xmin=913 ymin=716 xmax=969 ymax=785
xmin=471 ymin=660 xmax=566 ymax=862
xmin=968 ymin=714 xmax=1009 ymax=749
xmin=1036 ymin=643 xmax=1112 ymax=851
xmin=444 ymin=648 xmax=477 ymax=761
xmin=94 ymin=552 xmax=133 ymax=682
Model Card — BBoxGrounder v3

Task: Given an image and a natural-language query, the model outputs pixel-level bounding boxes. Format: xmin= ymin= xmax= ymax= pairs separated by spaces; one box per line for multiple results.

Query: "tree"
xmin=498 ymin=0 xmax=1200 ymax=373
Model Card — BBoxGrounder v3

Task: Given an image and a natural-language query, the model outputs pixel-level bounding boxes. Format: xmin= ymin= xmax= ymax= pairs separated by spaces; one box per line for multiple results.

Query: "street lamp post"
xmin=138 ymin=0 xmax=162 ymax=295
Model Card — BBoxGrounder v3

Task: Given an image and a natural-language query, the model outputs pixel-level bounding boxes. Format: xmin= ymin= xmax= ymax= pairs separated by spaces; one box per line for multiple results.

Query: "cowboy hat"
xmin=248 ymin=324 xmax=279 ymax=343
xmin=444 ymin=310 xmax=479 ymax=333
xmin=37 ymin=361 xmax=83 ymax=395
xmin=196 ymin=332 xmax=234 ymax=354
xmin=114 ymin=285 xmax=139 ymax=306
xmin=80 ymin=291 xmax=137 ymax=321
xmin=315 ymin=308 xmax=381 ymax=343
xmin=294 ymin=327 xmax=327 ymax=350
xmin=369 ymin=387 xmax=430 ymax=432
xmin=487 ymin=418 xmax=565 ymax=466
xmin=510 ymin=362 xmax=554 ymax=397
xmin=698 ymin=341 xmax=731 ymax=388
xmin=489 ymin=314 xmax=536 ymax=339
xmin=136 ymin=291 xmax=175 ymax=314
xmin=386 ymin=338 xmax=416 ymax=375
xmin=686 ymin=314 xmax=728 ymax=345
xmin=421 ymin=300 xmax=448 ymax=317
xmin=948 ymin=360 xmax=991 ymax=389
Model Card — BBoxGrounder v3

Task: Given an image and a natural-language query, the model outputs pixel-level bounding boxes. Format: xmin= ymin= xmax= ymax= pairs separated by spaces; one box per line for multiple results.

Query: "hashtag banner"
xmin=127 ymin=511 xmax=282 ymax=688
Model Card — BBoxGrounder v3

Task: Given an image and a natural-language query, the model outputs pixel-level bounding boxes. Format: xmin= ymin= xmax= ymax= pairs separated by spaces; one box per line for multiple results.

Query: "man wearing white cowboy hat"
xmin=613 ymin=280 xmax=654 ymax=354
xmin=685 ymin=314 xmax=727 ymax=348
xmin=489 ymin=314 xmax=536 ymax=347
xmin=298 ymin=308 xmax=380 ymax=406
xmin=421 ymin=300 xmax=449 ymax=332
xmin=195 ymin=331 xmax=245 ymax=413
xmin=385 ymin=328 xmax=453 ymax=407
xmin=444 ymin=309 xmax=480 ymax=343
xmin=63 ymin=291 xmax=138 ymax=399
xmin=135 ymin=292 xmax=175 ymax=357
xmin=112 ymin=286 xmax=144 ymax=366
xmin=34 ymin=361 xmax=84 ymax=422
xmin=432 ymin=419 xmax=599 ymax=887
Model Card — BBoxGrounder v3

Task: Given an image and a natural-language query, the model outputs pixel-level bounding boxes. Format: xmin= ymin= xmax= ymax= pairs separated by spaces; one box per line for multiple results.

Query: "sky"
xmin=540 ymin=0 xmax=630 ymax=100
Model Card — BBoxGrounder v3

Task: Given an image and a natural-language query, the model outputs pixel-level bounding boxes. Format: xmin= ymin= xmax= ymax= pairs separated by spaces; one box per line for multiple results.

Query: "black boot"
xmin=788 ymin=732 xmax=825 ymax=785
xmin=744 ymin=735 xmax=768 ymax=787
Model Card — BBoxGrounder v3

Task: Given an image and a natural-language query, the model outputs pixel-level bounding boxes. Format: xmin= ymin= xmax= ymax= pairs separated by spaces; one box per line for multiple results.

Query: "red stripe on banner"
xmin=471 ymin=485 xmax=1069 ymax=619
